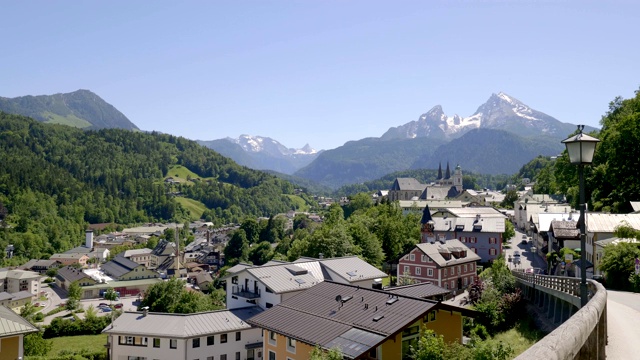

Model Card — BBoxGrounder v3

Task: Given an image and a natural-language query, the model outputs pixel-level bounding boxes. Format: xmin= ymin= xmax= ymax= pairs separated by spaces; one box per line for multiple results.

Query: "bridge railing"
xmin=512 ymin=271 xmax=607 ymax=360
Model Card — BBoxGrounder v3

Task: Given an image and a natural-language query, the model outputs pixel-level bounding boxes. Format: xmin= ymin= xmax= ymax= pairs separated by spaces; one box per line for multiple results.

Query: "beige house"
xmin=50 ymin=253 xmax=90 ymax=267
xmin=0 ymin=291 xmax=34 ymax=311
xmin=0 ymin=269 xmax=41 ymax=296
xmin=0 ymin=305 xmax=39 ymax=360
xmin=104 ymin=307 xmax=264 ymax=360
xmin=102 ymin=256 xmax=159 ymax=281
xmin=122 ymin=248 xmax=153 ymax=268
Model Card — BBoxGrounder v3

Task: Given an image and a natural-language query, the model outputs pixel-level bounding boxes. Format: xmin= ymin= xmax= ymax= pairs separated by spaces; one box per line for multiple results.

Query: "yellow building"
xmin=248 ymin=281 xmax=476 ymax=360
xmin=0 ymin=305 xmax=38 ymax=360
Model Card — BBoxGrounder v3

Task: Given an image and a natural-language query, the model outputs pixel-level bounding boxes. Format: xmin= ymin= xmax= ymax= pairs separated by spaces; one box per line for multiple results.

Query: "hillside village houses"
xmin=0 ymin=305 xmax=39 ymax=360
xmin=0 ymin=269 xmax=41 ymax=310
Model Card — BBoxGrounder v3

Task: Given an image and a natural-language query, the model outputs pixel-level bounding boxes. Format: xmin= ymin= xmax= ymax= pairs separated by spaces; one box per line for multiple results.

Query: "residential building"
xmin=424 ymin=206 xmax=505 ymax=262
xmin=50 ymin=253 xmax=90 ymax=267
xmin=122 ymin=248 xmax=153 ymax=268
xmin=0 ymin=269 xmax=41 ymax=296
xmin=247 ymin=281 xmax=476 ymax=360
xmin=581 ymin=213 xmax=640 ymax=268
xmin=548 ymin=220 xmax=580 ymax=254
xmin=18 ymin=259 xmax=60 ymax=274
xmin=102 ymin=256 xmax=159 ymax=281
xmin=398 ymin=240 xmax=480 ymax=290
xmin=224 ymin=256 xmax=386 ymax=311
xmin=0 ymin=305 xmax=39 ymax=360
xmin=385 ymin=282 xmax=452 ymax=301
xmin=56 ymin=266 xmax=98 ymax=289
xmin=532 ymin=212 xmax=579 ymax=257
xmin=513 ymin=192 xmax=567 ymax=232
xmin=594 ymin=238 xmax=640 ymax=276
xmin=0 ymin=291 xmax=34 ymax=310
xmin=104 ymin=307 xmax=263 ymax=360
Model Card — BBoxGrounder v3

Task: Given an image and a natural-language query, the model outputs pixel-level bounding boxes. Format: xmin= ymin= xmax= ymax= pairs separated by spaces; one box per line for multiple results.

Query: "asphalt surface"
xmin=605 ymin=290 xmax=640 ymax=359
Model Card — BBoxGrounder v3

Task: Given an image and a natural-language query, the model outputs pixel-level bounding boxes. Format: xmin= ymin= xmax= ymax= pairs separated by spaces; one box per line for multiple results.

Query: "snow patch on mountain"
xmin=228 ymin=135 xmax=318 ymax=155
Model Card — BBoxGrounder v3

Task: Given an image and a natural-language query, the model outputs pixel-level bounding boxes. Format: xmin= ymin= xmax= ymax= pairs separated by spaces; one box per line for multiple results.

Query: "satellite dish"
xmin=335 ymin=295 xmax=342 ymax=303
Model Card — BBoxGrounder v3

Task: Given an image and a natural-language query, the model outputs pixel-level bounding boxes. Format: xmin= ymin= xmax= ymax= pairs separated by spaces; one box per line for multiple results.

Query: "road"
xmin=504 ymin=229 xmax=547 ymax=272
xmin=606 ymin=290 xmax=640 ymax=359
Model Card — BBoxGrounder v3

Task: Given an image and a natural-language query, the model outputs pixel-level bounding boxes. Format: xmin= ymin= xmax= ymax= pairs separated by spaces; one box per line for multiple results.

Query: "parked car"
xmin=592 ymin=274 xmax=606 ymax=286
xmin=114 ymin=303 xmax=124 ymax=309
xmin=101 ymin=307 xmax=112 ymax=313
xmin=513 ymin=251 xmax=521 ymax=257
xmin=98 ymin=303 xmax=109 ymax=308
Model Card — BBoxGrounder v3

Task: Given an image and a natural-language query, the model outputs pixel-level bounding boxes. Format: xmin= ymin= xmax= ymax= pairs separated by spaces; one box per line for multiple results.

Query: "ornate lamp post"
xmin=562 ymin=125 xmax=600 ymax=307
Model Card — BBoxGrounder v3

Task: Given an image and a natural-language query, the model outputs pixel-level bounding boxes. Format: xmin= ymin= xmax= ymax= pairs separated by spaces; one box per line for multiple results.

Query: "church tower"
xmin=420 ymin=205 xmax=436 ymax=243
xmin=453 ymin=164 xmax=463 ymax=193
xmin=437 ymin=162 xmax=443 ymax=180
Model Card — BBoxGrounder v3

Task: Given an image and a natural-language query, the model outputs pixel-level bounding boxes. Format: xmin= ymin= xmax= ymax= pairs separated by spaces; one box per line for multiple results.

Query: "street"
xmin=606 ymin=290 xmax=640 ymax=359
xmin=504 ymin=229 xmax=547 ymax=272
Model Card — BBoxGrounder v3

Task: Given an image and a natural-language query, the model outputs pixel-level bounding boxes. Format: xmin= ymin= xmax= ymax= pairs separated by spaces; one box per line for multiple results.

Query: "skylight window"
xmin=294 ymin=278 xmax=306 ymax=285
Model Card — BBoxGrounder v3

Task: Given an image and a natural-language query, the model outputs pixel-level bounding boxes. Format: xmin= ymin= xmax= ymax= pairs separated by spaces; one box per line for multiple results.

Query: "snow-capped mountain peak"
xmin=227 ymin=135 xmax=318 ymax=156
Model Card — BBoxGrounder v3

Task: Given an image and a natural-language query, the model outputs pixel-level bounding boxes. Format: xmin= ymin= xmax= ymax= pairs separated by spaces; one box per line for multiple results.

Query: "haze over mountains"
xmin=0 ymin=89 xmax=597 ymax=190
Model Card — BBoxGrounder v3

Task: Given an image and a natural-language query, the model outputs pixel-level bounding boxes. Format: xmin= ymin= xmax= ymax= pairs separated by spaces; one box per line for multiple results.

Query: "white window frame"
xmin=421 ymin=255 xmax=427 ymax=262
xmin=268 ymin=331 xmax=277 ymax=346
xmin=403 ymin=265 xmax=409 ymax=274
xmin=409 ymin=253 xmax=415 ymax=261
xmin=287 ymin=337 xmax=296 ymax=354
xmin=427 ymin=268 xmax=433 ymax=277
xmin=416 ymin=267 xmax=421 ymax=275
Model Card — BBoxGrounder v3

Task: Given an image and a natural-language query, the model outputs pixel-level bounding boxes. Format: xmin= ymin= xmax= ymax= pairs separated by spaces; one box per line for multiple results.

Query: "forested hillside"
xmin=0 ymin=112 xmax=306 ymax=263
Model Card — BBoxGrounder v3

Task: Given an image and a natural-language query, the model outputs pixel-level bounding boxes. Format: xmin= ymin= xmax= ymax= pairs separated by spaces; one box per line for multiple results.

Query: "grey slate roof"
xmin=414 ymin=240 xmax=481 ymax=268
xmin=0 ymin=305 xmax=38 ymax=337
xmin=56 ymin=266 xmax=95 ymax=283
xmin=20 ymin=259 xmax=58 ymax=270
xmin=101 ymin=256 xmax=141 ymax=278
xmin=103 ymin=306 xmax=262 ymax=338
xmin=123 ymin=248 xmax=153 ymax=258
xmin=441 ymin=207 xmax=507 ymax=218
xmin=391 ymin=178 xmax=426 ymax=191
xmin=248 ymin=281 xmax=466 ymax=359
xmin=316 ymin=257 xmax=386 ymax=282
xmin=550 ymin=220 xmax=579 ymax=239
xmin=386 ymin=283 xmax=451 ymax=299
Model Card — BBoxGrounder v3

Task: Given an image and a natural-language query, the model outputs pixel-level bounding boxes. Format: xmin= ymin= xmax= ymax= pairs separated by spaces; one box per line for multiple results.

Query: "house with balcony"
xmin=224 ymin=256 xmax=386 ymax=311
xmin=247 ymin=281 xmax=476 ymax=360
xmin=104 ymin=306 xmax=264 ymax=360
xmin=0 ymin=269 xmax=41 ymax=296
xmin=0 ymin=305 xmax=39 ymax=360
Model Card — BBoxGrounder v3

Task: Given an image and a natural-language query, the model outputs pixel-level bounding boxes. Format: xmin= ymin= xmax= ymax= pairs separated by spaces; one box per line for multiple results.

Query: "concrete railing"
xmin=513 ymin=271 xmax=607 ymax=360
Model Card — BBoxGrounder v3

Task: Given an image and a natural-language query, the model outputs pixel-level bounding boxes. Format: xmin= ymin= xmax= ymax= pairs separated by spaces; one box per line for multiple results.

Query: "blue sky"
xmin=2 ymin=1 xmax=638 ymax=150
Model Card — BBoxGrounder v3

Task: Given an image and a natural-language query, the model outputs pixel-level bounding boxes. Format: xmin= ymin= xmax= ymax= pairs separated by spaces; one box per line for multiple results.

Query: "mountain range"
xmin=0 ymin=89 xmax=138 ymax=131
xmin=197 ymin=135 xmax=321 ymax=175
xmin=0 ymin=89 xmax=597 ymax=190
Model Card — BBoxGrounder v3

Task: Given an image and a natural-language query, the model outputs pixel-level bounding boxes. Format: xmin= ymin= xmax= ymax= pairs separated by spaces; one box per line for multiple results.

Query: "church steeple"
xmin=445 ymin=162 xmax=451 ymax=179
xmin=437 ymin=162 xmax=443 ymax=180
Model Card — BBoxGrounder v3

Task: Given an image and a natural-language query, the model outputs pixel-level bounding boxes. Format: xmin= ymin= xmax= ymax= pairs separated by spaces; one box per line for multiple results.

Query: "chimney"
xmin=142 ymin=306 xmax=149 ymax=317
xmin=85 ymin=230 xmax=94 ymax=249
xmin=319 ymin=253 xmax=324 ymax=259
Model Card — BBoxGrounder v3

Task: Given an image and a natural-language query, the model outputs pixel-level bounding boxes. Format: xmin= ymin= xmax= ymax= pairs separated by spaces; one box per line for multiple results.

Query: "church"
xmin=388 ymin=162 xmax=463 ymax=202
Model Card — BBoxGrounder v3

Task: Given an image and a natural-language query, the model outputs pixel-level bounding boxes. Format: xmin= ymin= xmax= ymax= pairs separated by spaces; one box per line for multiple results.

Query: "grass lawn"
xmin=49 ymin=334 xmax=108 ymax=357
xmin=493 ymin=318 xmax=547 ymax=358
xmin=165 ymin=165 xmax=216 ymax=184
xmin=284 ymin=194 xmax=310 ymax=212
xmin=175 ymin=197 xmax=208 ymax=221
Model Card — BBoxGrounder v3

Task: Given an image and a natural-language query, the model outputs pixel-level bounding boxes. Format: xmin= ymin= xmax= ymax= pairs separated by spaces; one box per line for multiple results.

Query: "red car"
xmin=114 ymin=303 xmax=123 ymax=309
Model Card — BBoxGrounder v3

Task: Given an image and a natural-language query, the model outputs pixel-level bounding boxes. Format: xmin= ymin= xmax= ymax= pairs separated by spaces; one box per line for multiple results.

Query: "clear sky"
xmin=2 ymin=1 xmax=638 ymax=150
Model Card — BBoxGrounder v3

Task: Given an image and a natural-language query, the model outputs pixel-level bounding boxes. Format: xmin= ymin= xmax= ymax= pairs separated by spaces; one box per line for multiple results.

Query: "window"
xmin=287 ymin=338 xmax=296 ymax=354
xmin=464 ymin=277 xmax=468 ymax=286
xmin=266 ymin=302 xmax=273 ymax=308
xmin=232 ymin=276 xmax=238 ymax=284
xmin=236 ymin=332 xmax=241 ymax=341
xmin=403 ymin=265 xmax=409 ymax=274
xmin=416 ymin=267 xmax=421 ymax=275
xmin=221 ymin=334 xmax=227 ymax=343
xmin=409 ymin=253 xmax=415 ymax=261
xmin=220 ymin=355 xmax=227 ymax=360
xmin=268 ymin=331 xmax=276 ymax=346
xmin=268 ymin=351 xmax=276 ymax=360
xmin=427 ymin=257 xmax=432 ymax=263
xmin=236 ymin=352 xmax=241 ymax=360
xmin=444 ymin=268 xmax=447 ymax=276
xmin=463 ymin=264 xmax=468 ymax=272
xmin=460 ymin=237 xmax=466 ymax=243
xmin=421 ymin=255 xmax=426 ymax=262
xmin=193 ymin=338 xmax=200 ymax=348
xmin=445 ymin=283 xmax=449 ymax=289
xmin=489 ymin=248 xmax=497 ymax=256
xmin=457 ymin=266 xmax=461 ymax=274
xmin=170 ymin=339 xmax=177 ymax=349
xmin=265 ymin=287 xmax=273 ymax=293
xmin=451 ymin=280 xmax=455 ymax=289
xmin=153 ymin=338 xmax=160 ymax=348
xmin=207 ymin=357 xmax=214 ymax=360
xmin=207 ymin=336 xmax=214 ymax=346
xmin=424 ymin=310 xmax=437 ymax=322
xmin=427 ymin=268 xmax=433 ymax=276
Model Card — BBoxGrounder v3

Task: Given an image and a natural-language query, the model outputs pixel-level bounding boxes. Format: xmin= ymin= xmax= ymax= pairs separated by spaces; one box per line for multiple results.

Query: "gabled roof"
xmin=247 ymin=281 xmax=475 ymax=359
xmin=432 ymin=217 xmax=505 ymax=233
xmin=56 ymin=266 xmax=96 ymax=283
xmin=420 ymin=186 xmax=454 ymax=201
xmin=104 ymin=306 xmax=262 ymax=338
xmin=0 ymin=305 xmax=38 ymax=337
xmin=51 ymin=253 xmax=88 ymax=260
xmin=414 ymin=240 xmax=481 ymax=267
xmin=550 ymin=220 xmax=579 ymax=239
xmin=101 ymin=256 xmax=142 ymax=278
xmin=585 ymin=213 xmax=640 ymax=233
xmin=123 ymin=248 xmax=153 ymax=258
xmin=228 ymin=256 xmax=385 ymax=294
xmin=385 ymin=282 xmax=450 ymax=299
xmin=438 ymin=207 xmax=506 ymax=218
xmin=0 ymin=291 xmax=34 ymax=302
xmin=20 ymin=259 xmax=58 ymax=270
xmin=390 ymin=178 xmax=426 ymax=191
xmin=3 ymin=269 xmax=41 ymax=280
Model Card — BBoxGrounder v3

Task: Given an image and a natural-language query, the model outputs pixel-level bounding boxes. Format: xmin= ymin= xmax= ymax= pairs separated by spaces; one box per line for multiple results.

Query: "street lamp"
xmin=562 ymin=125 xmax=600 ymax=307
